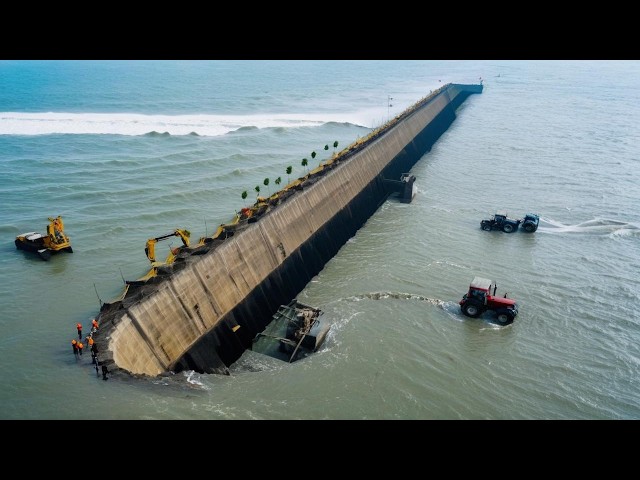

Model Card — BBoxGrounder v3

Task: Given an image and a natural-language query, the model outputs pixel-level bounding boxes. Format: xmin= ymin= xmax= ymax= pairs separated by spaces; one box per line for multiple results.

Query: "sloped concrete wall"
xmin=95 ymin=84 xmax=482 ymax=376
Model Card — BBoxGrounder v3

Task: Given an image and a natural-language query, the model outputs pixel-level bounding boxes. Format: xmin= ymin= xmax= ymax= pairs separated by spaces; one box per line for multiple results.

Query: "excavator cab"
xmin=145 ymin=229 xmax=191 ymax=264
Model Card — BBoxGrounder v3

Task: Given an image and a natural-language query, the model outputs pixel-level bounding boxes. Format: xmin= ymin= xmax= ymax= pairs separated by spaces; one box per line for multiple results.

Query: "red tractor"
xmin=459 ymin=277 xmax=518 ymax=325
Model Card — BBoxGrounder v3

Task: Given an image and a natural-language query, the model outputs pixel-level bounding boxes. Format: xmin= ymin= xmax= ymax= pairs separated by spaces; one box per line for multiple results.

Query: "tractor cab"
xmin=465 ymin=277 xmax=495 ymax=303
xmin=492 ymin=211 xmax=508 ymax=226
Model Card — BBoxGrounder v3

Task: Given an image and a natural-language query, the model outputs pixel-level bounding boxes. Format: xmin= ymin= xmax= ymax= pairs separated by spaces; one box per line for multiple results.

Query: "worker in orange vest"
xmin=91 ymin=319 xmax=99 ymax=332
xmin=77 ymin=341 xmax=84 ymax=356
xmin=76 ymin=322 xmax=82 ymax=340
xmin=72 ymin=339 xmax=78 ymax=357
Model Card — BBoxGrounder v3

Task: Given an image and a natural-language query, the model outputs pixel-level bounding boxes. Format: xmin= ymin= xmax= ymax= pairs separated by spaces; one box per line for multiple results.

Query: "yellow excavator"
xmin=15 ymin=216 xmax=73 ymax=260
xmin=145 ymin=229 xmax=191 ymax=265
xmin=125 ymin=229 xmax=192 ymax=286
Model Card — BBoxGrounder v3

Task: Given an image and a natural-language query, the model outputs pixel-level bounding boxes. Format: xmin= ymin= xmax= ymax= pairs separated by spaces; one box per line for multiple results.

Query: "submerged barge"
xmin=251 ymin=300 xmax=328 ymax=363
xmin=92 ymin=83 xmax=483 ymax=377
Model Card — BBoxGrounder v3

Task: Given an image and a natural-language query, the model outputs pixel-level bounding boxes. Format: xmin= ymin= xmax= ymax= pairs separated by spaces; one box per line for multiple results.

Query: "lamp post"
xmin=387 ymin=95 xmax=393 ymax=121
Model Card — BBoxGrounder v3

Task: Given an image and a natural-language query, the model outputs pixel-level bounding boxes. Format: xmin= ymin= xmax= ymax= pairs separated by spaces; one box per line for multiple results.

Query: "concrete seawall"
xmin=93 ymin=83 xmax=482 ymax=377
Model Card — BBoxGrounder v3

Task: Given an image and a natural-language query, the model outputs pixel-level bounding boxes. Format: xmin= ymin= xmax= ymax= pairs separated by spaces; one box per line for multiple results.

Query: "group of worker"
xmin=71 ymin=319 xmax=108 ymax=380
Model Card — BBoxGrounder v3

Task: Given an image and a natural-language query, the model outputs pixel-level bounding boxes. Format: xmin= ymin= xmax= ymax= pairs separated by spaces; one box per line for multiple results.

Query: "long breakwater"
xmin=92 ymin=83 xmax=483 ymax=377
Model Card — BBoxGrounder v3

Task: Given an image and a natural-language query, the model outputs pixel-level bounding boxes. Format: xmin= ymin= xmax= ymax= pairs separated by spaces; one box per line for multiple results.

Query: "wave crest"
xmin=0 ymin=111 xmax=369 ymax=137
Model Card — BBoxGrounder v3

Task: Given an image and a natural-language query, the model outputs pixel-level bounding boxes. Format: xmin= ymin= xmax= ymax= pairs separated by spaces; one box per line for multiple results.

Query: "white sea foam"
xmin=538 ymin=217 xmax=639 ymax=236
xmin=184 ymin=370 xmax=210 ymax=390
xmin=0 ymin=111 xmax=374 ymax=136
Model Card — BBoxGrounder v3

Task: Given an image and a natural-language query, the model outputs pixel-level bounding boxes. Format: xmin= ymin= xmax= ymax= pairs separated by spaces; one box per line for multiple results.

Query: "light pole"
xmin=387 ymin=95 xmax=393 ymax=121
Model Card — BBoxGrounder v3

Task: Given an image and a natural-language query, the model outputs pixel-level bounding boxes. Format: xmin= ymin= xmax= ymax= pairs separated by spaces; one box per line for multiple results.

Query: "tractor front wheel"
xmin=495 ymin=309 xmax=515 ymax=325
xmin=523 ymin=222 xmax=536 ymax=233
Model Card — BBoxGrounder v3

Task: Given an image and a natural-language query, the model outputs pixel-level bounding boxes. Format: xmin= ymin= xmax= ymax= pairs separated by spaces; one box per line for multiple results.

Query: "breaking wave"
xmin=0 ymin=111 xmax=370 ymax=136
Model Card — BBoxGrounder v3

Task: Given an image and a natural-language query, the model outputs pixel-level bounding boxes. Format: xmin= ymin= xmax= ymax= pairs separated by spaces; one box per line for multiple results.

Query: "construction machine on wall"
xmin=145 ymin=229 xmax=191 ymax=265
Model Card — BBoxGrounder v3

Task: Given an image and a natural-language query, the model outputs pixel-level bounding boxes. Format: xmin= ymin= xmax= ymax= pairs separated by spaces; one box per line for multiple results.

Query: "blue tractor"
xmin=481 ymin=211 xmax=539 ymax=233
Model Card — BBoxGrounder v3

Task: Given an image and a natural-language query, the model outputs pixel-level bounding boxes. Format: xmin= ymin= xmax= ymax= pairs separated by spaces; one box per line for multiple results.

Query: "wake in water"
xmin=348 ymin=291 xmax=450 ymax=308
xmin=538 ymin=217 xmax=639 ymax=237
xmin=0 ymin=111 xmax=373 ymax=136
xmin=345 ymin=292 xmax=512 ymax=328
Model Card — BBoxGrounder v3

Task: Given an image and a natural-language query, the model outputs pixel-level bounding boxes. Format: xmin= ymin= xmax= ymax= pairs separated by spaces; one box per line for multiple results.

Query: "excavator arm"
xmin=45 ymin=216 xmax=71 ymax=248
xmin=145 ymin=229 xmax=190 ymax=263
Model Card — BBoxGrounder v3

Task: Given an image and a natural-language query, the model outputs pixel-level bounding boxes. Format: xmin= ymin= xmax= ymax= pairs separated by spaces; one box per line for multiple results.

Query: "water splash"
xmin=538 ymin=217 xmax=639 ymax=237
xmin=183 ymin=370 xmax=211 ymax=390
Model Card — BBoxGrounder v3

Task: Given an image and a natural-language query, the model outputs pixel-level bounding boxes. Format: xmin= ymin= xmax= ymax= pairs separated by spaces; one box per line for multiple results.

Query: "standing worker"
xmin=76 ymin=322 xmax=82 ymax=340
xmin=71 ymin=339 xmax=78 ymax=357
xmin=91 ymin=342 xmax=98 ymax=367
xmin=77 ymin=341 xmax=84 ymax=356
xmin=89 ymin=338 xmax=96 ymax=364
xmin=91 ymin=319 xmax=99 ymax=332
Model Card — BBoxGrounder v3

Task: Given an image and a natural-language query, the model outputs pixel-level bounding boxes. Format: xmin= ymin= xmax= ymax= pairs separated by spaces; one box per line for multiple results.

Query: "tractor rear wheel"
xmin=462 ymin=300 xmax=484 ymax=318
xmin=523 ymin=222 xmax=536 ymax=233
xmin=502 ymin=224 xmax=514 ymax=233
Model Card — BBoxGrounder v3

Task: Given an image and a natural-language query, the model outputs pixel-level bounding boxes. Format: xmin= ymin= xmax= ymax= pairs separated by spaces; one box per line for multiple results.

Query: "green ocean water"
xmin=0 ymin=60 xmax=638 ymax=419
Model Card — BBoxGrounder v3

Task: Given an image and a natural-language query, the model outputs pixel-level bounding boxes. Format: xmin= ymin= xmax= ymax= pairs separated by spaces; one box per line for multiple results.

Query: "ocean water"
xmin=1 ymin=60 xmax=638 ymax=420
